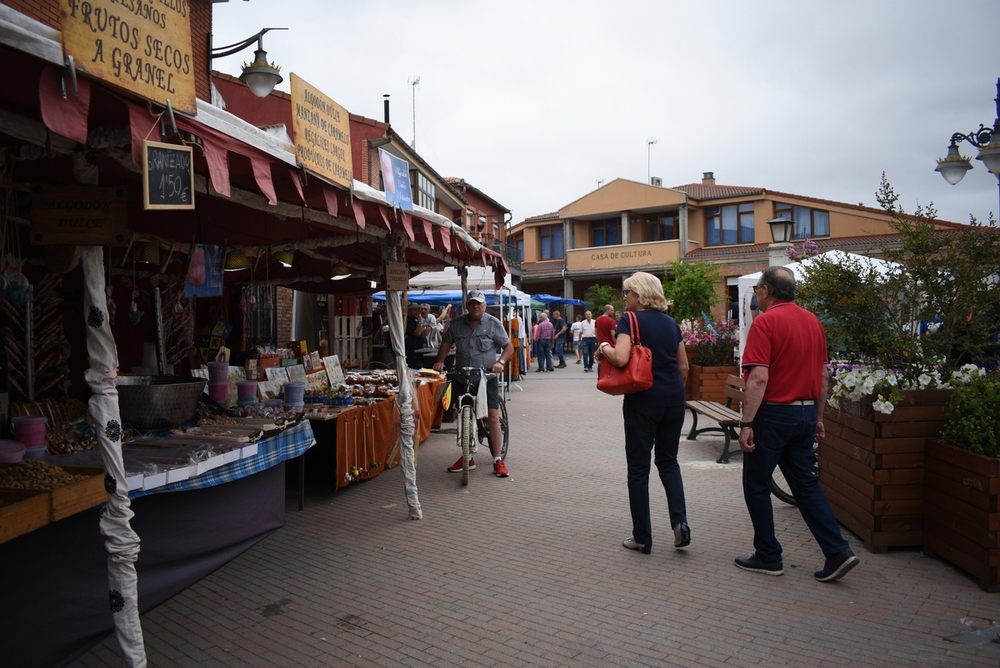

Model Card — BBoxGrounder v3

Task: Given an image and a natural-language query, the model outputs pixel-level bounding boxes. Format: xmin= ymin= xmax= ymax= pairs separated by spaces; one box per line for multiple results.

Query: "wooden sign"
xmin=385 ymin=261 xmax=409 ymax=290
xmin=289 ymin=73 xmax=353 ymax=189
xmin=59 ymin=0 xmax=196 ymax=114
xmin=143 ymin=140 xmax=194 ymax=210
xmin=30 ymin=185 xmax=128 ymax=246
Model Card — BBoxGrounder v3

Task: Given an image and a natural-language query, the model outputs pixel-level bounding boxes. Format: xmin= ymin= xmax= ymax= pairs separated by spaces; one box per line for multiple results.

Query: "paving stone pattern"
xmin=73 ymin=364 xmax=1000 ymax=667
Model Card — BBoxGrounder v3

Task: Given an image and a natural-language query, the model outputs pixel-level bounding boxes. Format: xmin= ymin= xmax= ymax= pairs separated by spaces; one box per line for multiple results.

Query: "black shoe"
xmin=673 ymin=522 xmax=691 ymax=548
xmin=734 ymin=553 xmax=783 ymax=576
xmin=814 ymin=550 xmax=859 ymax=582
xmin=556 ymin=363 xmax=567 ymax=368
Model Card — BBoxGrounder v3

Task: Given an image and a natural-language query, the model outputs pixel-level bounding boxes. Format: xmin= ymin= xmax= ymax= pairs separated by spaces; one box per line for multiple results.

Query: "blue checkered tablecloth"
xmin=129 ymin=420 xmax=316 ymax=499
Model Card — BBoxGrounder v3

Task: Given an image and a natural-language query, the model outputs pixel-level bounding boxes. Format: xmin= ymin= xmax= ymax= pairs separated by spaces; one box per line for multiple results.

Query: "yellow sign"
xmin=290 ymin=73 xmax=353 ymax=189
xmin=31 ymin=184 xmax=129 ymax=246
xmin=59 ymin=0 xmax=196 ymax=114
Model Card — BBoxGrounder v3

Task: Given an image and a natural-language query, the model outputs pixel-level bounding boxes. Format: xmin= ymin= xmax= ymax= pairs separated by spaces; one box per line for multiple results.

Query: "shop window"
xmin=774 ymin=203 xmax=830 ymax=238
xmin=706 ymin=204 xmax=755 ymax=245
xmin=539 ymin=225 xmax=563 ymax=260
xmin=516 ymin=238 xmax=524 ymax=261
xmin=592 ymin=219 xmax=619 ymax=247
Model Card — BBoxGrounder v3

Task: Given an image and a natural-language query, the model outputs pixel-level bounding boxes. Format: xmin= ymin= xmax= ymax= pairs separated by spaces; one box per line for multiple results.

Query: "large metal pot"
xmin=116 ymin=376 xmax=206 ymax=430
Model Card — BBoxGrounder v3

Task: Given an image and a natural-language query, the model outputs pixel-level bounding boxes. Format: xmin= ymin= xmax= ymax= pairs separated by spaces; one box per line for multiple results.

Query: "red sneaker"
xmin=493 ymin=459 xmax=509 ymax=477
xmin=447 ymin=456 xmax=474 ymax=472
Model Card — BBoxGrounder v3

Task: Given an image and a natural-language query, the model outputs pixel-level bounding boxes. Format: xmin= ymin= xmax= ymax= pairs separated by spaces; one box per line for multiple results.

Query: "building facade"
xmin=511 ymin=172 xmax=961 ymax=318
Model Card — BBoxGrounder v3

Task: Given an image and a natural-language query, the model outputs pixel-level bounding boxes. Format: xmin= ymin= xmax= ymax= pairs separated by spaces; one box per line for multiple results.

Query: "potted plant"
xmin=680 ymin=319 xmax=738 ymax=403
xmin=924 ymin=372 xmax=1000 ymax=591
xmin=797 ymin=175 xmax=1000 ymax=551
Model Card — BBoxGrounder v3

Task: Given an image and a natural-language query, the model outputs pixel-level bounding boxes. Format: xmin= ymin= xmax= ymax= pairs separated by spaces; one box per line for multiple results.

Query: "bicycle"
xmin=770 ymin=442 xmax=819 ymax=505
xmin=446 ymin=367 xmax=509 ymax=485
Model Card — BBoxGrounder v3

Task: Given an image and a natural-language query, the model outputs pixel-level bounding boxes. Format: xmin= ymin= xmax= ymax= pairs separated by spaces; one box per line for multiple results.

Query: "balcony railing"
xmin=486 ymin=239 xmax=521 ymax=270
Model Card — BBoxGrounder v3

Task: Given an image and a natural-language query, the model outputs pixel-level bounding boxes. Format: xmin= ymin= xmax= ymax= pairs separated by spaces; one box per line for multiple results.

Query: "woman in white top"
xmin=571 ymin=314 xmax=584 ymax=364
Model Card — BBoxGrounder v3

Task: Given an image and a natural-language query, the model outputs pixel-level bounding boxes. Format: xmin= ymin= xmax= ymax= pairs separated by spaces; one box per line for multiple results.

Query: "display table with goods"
xmin=305 ymin=369 xmax=447 ymax=490
xmin=0 ymin=385 xmax=316 ymax=668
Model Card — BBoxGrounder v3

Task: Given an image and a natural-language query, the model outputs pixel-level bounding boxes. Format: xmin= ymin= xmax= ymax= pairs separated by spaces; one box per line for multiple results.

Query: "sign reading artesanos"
xmin=290 ymin=73 xmax=352 ymax=189
xmin=60 ymin=0 xmax=196 ymax=114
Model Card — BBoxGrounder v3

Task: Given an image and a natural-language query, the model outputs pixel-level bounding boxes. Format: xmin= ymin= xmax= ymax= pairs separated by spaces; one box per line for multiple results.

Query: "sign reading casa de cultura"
xmin=289 ymin=73 xmax=353 ymax=189
xmin=59 ymin=0 xmax=196 ymax=114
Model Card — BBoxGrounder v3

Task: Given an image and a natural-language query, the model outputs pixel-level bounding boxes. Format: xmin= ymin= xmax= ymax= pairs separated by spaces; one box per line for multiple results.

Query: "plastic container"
xmin=283 ymin=382 xmax=305 ymax=406
xmin=207 ymin=361 xmax=230 ymax=383
xmin=22 ymin=446 xmax=47 ymax=460
xmin=12 ymin=416 xmax=47 ymax=448
xmin=236 ymin=380 xmax=258 ymax=405
xmin=0 ymin=440 xmax=26 ymax=463
xmin=208 ymin=381 xmax=232 ymax=407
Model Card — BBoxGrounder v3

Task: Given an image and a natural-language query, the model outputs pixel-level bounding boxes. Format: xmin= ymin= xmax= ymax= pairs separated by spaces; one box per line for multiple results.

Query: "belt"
xmin=762 ymin=400 xmax=815 ymax=406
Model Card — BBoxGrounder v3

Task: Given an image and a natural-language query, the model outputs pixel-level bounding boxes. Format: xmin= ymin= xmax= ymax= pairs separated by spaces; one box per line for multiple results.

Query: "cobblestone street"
xmin=74 ymin=366 xmax=1000 ymax=667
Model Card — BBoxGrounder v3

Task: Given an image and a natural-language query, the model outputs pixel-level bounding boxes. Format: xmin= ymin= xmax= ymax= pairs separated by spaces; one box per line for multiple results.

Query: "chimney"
xmin=383 ymin=94 xmax=390 ymax=124
xmin=702 ymin=172 xmax=715 ymax=186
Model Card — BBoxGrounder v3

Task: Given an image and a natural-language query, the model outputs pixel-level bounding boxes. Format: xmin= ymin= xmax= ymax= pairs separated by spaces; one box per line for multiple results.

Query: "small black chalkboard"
xmin=143 ymin=140 xmax=195 ymax=210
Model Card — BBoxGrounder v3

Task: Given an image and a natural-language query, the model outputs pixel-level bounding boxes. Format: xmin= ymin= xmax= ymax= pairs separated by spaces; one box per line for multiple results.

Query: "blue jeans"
xmin=623 ymin=403 xmax=687 ymax=553
xmin=581 ymin=338 xmax=597 ymax=370
xmin=742 ymin=404 xmax=849 ymax=563
xmin=555 ymin=338 xmax=566 ymax=365
xmin=536 ymin=340 xmax=552 ymax=371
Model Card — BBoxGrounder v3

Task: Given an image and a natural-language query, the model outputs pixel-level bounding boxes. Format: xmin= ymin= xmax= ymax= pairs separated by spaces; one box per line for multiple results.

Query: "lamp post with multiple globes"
xmin=935 ymin=78 xmax=1000 ymax=218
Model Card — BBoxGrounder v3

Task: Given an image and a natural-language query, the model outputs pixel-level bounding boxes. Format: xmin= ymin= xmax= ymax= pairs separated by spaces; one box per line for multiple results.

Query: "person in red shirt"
xmin=595 ymin=304 xmax=616 ymax=346
xmin=736 ymin=265 xmax=859 ymax=583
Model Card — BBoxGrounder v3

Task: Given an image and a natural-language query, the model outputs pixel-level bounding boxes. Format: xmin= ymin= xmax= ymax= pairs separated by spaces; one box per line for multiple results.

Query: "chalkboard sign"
xmin=143 ymin=140 xmax=195 ymax=210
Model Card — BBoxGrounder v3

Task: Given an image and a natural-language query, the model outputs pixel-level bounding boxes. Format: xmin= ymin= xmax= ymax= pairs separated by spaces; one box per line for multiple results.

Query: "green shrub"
xmin=942 ymin=373 xmax=1000 ymax=458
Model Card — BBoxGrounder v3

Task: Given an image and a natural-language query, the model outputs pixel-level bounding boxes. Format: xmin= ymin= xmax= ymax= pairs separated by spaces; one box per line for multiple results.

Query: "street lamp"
xmin=935 ymin=77 xmax=1000 ymax=212
xmin=209 ymin=28 xmax=287 ymax=98
xmin=766 ymin=217 xmax=794 ymax=266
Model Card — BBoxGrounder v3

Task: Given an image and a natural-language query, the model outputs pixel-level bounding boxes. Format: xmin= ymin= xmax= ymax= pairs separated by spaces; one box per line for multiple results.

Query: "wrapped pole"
xmin=81 ymin=246 xmax=146 ymax=666
xmin=383 ymin=241 xmax=421 ymax=519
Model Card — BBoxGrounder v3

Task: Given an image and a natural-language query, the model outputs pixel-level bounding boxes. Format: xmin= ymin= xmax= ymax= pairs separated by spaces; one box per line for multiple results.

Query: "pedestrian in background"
xmin=571 ymin=314 xmax=584 ymax=364
xmin=535 ymin=312 xmax=555 ymax=372
xmin=596 ymin=303 xmax=616 ymax=347
xmin=552 ymin=310 xmax=568 ymax=368
xmin=736 ymin=265 xmax=859 ymax=582
xmin=597 ymin=271 xmax=690 ymax=555
xmin=580 ymin=310 xmax=597 ymax=372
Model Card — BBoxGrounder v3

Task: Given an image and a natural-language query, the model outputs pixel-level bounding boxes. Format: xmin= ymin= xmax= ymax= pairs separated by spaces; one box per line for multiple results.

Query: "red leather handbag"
xmin=596 ymin=311 xmax=654 ymax=395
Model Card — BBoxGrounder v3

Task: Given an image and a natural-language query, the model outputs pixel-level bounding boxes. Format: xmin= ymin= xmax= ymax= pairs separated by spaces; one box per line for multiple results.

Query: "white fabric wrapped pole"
xmin=383 ymin=241 xmax=421 ymax=519
xmin=81 ymin=246 xmax=147 ymax=666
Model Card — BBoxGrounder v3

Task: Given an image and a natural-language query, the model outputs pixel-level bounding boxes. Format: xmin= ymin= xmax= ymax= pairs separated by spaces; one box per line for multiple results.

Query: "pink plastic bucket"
xmin=208 ymin=381 xmax=232 ymax=407
xmin=207 ymin=362 xmax=229 ymax=383
xmin=12 ymin=416 xmax=47 ymax=448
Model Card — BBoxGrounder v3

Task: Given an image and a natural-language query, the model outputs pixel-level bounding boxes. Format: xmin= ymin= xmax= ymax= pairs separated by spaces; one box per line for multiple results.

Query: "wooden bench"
xmin=685 ymin=375 xmax=744 ymax=463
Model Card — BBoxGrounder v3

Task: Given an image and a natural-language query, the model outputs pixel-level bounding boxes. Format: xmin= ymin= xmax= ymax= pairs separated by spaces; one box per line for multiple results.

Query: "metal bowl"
xmin=117 ymin=376 xmax=206 ymax=430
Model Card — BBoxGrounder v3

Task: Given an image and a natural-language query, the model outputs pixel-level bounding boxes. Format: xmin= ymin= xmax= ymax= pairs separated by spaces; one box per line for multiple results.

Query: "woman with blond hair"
xmin=597 ymin=271 xmax=690 ymax=554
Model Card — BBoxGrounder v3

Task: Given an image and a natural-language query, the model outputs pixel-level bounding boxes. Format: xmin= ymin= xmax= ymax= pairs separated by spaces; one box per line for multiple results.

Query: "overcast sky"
xmin=213 ymin=0 xmax=1000 ymax=226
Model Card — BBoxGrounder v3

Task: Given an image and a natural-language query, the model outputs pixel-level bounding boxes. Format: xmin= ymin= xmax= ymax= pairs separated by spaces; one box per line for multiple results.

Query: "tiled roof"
xmin=522 ymin=211 xmax=559 ymax=223
xmin=671 ymin=183 xmax=764 ymax=200
xmin=444 ymin=178 xmax=510 ymax=214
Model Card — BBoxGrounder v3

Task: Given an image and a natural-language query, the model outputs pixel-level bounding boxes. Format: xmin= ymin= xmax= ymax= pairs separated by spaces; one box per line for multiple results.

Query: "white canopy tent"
xmin=737 ymin=250 xmax=900 ymax=361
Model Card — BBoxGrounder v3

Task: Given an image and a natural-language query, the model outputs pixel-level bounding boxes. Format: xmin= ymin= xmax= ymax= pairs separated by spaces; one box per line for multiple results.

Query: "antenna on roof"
xmin=408 ymin=75 xmax=420 ymax=150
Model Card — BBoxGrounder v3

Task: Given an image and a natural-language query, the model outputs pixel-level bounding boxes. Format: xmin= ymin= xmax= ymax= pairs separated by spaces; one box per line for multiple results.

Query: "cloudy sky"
xmin=213 ymin=0 xmax=1000 ymax=226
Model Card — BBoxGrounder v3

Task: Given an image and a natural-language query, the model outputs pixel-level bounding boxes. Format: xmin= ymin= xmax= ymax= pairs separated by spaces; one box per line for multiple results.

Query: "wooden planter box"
xmin=924 ymin=439 xmax=1000 ymax=592
xmin=687 ymin=364 xmax=739 ymax=404
xmin=818 ymin=389 xmax=951 ymax=552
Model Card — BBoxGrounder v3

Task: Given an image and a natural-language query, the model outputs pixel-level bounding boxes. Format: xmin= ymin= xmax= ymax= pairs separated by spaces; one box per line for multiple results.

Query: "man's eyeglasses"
xmin=752 ymin=284 xmax=766 ymax=293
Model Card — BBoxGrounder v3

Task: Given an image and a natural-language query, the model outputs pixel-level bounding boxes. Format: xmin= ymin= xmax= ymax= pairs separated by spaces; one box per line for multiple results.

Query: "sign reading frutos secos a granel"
xmin=59 ymin=0 xmax=196 ymax=114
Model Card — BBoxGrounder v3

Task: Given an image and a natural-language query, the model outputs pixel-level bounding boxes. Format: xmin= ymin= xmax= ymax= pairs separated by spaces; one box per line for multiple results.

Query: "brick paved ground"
xmin=73 ymin=365 xmax=1000 ymax=667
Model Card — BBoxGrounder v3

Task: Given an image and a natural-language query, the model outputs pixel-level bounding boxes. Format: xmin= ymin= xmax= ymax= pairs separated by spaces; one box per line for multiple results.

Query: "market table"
xmin=0 ymin=420 xmax=315 ymax=668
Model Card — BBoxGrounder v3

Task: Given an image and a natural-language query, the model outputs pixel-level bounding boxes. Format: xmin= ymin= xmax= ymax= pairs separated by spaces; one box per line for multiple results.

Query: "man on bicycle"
xmin=433 ymin=290 xmax=514 ymax=477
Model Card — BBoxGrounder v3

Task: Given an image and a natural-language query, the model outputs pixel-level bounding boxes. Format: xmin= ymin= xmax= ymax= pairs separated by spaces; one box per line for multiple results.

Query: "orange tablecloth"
xmin=333 ymin=399 xmax=400 ymax=490
xmin=415 ymin=377 xmax=447 ymax=444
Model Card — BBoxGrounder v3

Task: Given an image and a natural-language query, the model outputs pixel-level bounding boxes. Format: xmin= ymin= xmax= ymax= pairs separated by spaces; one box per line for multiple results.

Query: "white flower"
xmin=872 ymin=397 xmax=895 ymax=414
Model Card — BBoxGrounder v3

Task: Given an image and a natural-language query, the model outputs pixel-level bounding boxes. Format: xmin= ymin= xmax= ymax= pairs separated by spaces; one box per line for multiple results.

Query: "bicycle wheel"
xmin=459 ymin=405 xmax=473 ymax=486
xmin=770 ymin=444 xmax=819 ymax=505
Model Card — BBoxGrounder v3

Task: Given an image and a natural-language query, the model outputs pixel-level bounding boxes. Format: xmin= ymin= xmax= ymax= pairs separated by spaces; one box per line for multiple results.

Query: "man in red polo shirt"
xmin=595 ymin=304 xmax=616 ymax=346
xmin=736 ymin=265 xmax=859 ymax=583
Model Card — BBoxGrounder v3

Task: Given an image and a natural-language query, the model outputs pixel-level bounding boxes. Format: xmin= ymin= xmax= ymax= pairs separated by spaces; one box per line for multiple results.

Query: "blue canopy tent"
xmin=531 ymin=293 xmax=588 ymax=306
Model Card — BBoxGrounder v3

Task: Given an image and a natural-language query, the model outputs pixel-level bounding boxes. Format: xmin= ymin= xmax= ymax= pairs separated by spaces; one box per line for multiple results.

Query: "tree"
xmin=662 ymin=261 xmax=722 ymax=324
xmin=584 ymin=284 xmax=622 ymax=315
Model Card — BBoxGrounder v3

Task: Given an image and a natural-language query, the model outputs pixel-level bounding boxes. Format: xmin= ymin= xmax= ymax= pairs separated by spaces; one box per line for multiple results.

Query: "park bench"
xmin=685 ymin=374 xmax=744 ymax=464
